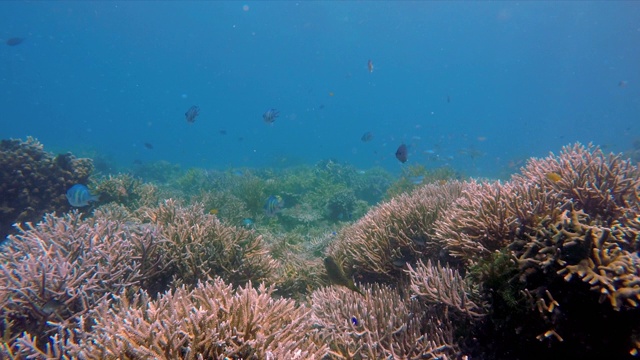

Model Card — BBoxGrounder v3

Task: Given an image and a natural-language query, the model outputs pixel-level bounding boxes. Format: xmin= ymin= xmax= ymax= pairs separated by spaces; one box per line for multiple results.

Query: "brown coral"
xmin=0 ymin=137 xmax=93 ymax=239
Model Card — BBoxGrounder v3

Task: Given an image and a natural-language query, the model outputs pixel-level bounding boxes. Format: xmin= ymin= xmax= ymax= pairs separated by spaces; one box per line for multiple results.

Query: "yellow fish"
xmin=209 ymin=208 xmax=219 ymax=215
xmin=324 ymin=256 xmax=363 ymax=295
xmin=545 ymin=172 xmax=562 ymax=182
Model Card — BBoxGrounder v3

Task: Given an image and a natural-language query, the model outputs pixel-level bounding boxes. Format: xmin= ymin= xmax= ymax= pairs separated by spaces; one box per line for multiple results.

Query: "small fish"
xmin=242 ymin=218 xmax=254 ymax=228
xmin=618 ymin=80 xmax=628 ymax=88
xmin=209 ymin=208 xmax=219 ymax=215
xmin=219 ymin=129 xmax=227 ymax=135
xmin=263 ymin=108 xmax=279 ymax=124
xmin=367 ymin=59 xmax=374 ymax=73
xmin=395 ymin=144 xmax=408 ymax=163
xmin=41 ymin=298 xmax=65 ymax=316
xmin=361 ymin=131 xmax=373 ymax=142
xmin=447 ymin=95 xmax=450 ymax=103
xmin=323 ymin=256 xmax=363 ymax=295
xmin=546 ymin=172 xmax=562 ymax=182
xmin=264 ymin=195 xmax=284 ymax=217
xmin=143 ymin=142 xmax=154 ymax=150
xmin=351 ymin=316 xmax=359 ymax=326
xmin=185 ymin=105 xmax=200 ymax=123
xmin=408 ymin=175 xmax=424 ymax=185
xmin=6 ymin=37 xmax=24 ymax=46
xmin=66 ymin=184 xmax=99 ymax=207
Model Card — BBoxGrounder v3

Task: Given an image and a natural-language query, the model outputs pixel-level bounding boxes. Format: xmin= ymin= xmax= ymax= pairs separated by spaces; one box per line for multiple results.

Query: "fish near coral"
xmin=263 ymin=108 xmax=279 ymax=124
xmin=323 ymin=256 xmax=363 ymax=295
xmin=395 ymin=143 xmax=408 ymax=163
xmin=545 ymin=172 xmax=562 ymax=182
xmin=66 ymin=184 xmax=99 ymax=207
xmin=185 ymin=105 xmax=200 ymax=123
xmin=264 ymin=195 xmax=284 ymax=217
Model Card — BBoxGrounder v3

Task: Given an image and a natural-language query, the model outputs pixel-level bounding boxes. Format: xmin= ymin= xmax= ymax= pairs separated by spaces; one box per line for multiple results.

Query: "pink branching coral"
xmin=406 ymin=259 xmax=484 ymax=318
xmin=328 ymin=181 xmax=464 ymax=282
xmin=142 ymin=199 xmax=279 ymax=287
xmin=0 ymin=211 xmax=164 ymax=353
xmin=514 ymin=142 xmax=640 ymax=221
xmin=434 ymin=143 xmax=640 ymax=267
xmin=13 ymin=278 xmax=327 ymax=359
xmin=311 ymin=283 xmax=457 ymax=359
xmin=432 ymin=180 xmax=519 ymax=264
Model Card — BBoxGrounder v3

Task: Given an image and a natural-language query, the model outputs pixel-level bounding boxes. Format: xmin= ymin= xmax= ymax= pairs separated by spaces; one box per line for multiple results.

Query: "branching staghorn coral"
xmin=434 ymin=143 xmax=640 ymax=267
xmin=432 ymin=180 xmax=520 ymax=265
xmin=0 ymin=211 xmax=164 ymax=354
xmin=311 ymin=283 xmax=457 ymax=359
xmin=518 ymin=209 xmax=640 ymax=311
xmin=406 ymin=259 xmax=485 ymax=318
xmin=142 ymin=199 xmax=278 ymax=287
xmin=12 ymin=278 xmax=327 ymax=359
xmin=514 ymin=142 xmax=640 ymax=222
xmin=91 ymin=173 xmax=159 ymax=210
xmin=328 ymin=181 xmax=464 ymax=282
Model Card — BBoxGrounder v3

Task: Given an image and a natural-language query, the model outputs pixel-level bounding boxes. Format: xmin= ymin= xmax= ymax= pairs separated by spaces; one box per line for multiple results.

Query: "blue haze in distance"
xmin=1 ymin=1 xmax=638 ymax=178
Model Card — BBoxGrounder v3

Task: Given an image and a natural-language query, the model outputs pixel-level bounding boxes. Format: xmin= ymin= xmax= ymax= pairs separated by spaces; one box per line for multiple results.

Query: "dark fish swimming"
xmin=323 ymin=256 xmax=363 ymax=295
xmin=6 ymin=37 xmax=24 ymax=46
xmin=66 ymin=184 xmax=99 ymax=207
xmin=143 ymin=142 xmax=153 ymax=150
xmin=264 ymin=195 xmax=284 ymax=217
xmin=361 ymin=131 xmax=373 ymax=142
xmin=263 ymin=108 xmax=279 ymax=124
xmin=395 ymin=143 xmax=408 ymax=163
xmin=185 ymin=105 xmax=200 ymax=123
xmin=367 ymin=59 xmax=374 ymax=73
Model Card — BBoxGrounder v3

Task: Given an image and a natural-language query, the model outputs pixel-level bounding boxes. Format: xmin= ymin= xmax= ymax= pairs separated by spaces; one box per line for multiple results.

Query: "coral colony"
xmin=1 ymin=138 xmax=640 ymax=359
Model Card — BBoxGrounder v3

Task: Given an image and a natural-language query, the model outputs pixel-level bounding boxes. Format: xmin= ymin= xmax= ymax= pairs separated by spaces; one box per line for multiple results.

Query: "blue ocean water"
xmin=1 ymin=1 xmax=638 ymax=178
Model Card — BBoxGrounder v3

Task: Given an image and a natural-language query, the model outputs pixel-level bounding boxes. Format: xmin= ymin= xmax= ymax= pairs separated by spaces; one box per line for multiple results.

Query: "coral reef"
xmin=0 ymin=137 xmax=93 ymax=239
xmin=434 ymin=143 xmax=640 ymax=358
xmin=406 ymin=259 xmax=484 ymax=318
xmin=311 ymin=283 xmax=457 ymax=359
xmin=142 ymin=199 xmax=279 ymax=287
xmin=328 ymin=181 xmax=464 ymax=283
xmin=4 ymin=137 xmax=640 ymax=359
xmin=91 ymin=173 xmax=159 ymax=210
xmin=11 ymin=278 xmax=328 ymax=359
xmin=0 ymin=211 xmax=164 ymax=352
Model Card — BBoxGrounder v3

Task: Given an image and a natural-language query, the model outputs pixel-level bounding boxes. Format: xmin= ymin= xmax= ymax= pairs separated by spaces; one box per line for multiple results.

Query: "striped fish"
xmin=66 ymin=184 xmax=99 ymax=207
xmin=263 ymin=195 xmax=284 ymax=217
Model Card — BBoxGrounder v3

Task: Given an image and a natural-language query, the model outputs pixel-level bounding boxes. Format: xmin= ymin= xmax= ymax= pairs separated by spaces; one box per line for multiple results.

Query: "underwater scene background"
xmin=1 ymin=2 xmax=640 ymax=359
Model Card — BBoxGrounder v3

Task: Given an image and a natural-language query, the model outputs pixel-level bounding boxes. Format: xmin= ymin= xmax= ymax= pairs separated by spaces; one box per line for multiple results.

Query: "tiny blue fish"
xmin=264 ymin=195 xmax=284 ymax=217
xmin=351 ymin=316 xmax=359 ymax=326
xmin=66 ymin=184 xmax=99 ymax=207
xmin=263 ymin=108 xmax=279 ymax=124
xmin=242 ymin=218 xmax=254 ymax=228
